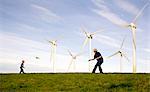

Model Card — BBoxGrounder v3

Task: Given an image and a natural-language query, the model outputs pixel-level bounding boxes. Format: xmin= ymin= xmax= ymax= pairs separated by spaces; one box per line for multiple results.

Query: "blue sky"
xmin=0 ymin=0 xmax=150 ymax=73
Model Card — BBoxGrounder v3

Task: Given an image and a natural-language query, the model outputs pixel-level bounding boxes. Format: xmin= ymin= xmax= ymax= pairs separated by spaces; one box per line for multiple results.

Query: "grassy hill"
xmin=0 ymin=73 xmax=150 ymax=92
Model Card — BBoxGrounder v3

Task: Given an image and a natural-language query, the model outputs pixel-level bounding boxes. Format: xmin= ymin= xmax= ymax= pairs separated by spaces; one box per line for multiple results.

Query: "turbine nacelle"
xmin=118 ymin=51 xmax=123 ymax=57
xmin=72 ymin=56 xmax=77 ymax=60
xmin=49 ymin=40 xmax=57 ymax=46
xmin=86 ymin=33 xmax=93 ymax=39
xmin=128 ymin=23 xmax=136 ymax=30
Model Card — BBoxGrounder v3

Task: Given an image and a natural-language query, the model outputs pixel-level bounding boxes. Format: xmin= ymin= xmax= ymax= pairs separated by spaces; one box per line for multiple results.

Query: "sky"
xmin=0 ymin=0 xmax=150 ymax=73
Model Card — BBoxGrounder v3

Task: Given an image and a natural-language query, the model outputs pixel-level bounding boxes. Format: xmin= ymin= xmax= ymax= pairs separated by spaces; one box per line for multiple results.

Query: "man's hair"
xmin=93 ymin=48 xmax=98 ymax=52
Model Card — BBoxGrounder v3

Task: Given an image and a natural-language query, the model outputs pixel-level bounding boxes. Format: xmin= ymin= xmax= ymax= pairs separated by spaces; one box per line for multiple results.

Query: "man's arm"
xmin=88 ymin=56 xmax=102 ymax=62
xmin=95 ymin=56 xmax=102 ymax=60
xmin=88 ymin=58 xmax=94 ymax=61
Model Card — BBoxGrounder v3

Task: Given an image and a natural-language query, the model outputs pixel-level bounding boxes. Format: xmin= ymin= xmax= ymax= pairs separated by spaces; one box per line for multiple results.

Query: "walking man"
xmin=19 ymin=60 xmax=25 ymax=74
xmin=89 ymin=48 xmax=103 ymax=73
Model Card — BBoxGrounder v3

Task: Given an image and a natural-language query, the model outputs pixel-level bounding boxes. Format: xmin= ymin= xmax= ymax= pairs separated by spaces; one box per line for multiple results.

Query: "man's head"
xmin=93 ymin=48 xmax=98 ymax=53
xmin=22 ymin=60 xmax=25 ymax=63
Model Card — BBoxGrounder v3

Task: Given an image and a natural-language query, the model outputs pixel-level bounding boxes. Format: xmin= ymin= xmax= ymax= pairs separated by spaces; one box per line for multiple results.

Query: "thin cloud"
xmin=114 ymin=0 xmax=139 ymax=15
xmin=96 ymin=34 xmax=120 ymax=48
xmin=143 ymin=48 xmax=150 ymax=53
xmin=17 ymin=23 xmax=45 ymax=32
xmin=31 ymin=4 xmax=62 ymax=22
xmin=92 ymin=0 xmax=128 ymax=26
xmin=92 ymin=0 xmax=109 ymax=11
xmin=0 ymin=33 xmax=48 ymax=52
xmin=93 ymin=9 xmax=128 ymax=26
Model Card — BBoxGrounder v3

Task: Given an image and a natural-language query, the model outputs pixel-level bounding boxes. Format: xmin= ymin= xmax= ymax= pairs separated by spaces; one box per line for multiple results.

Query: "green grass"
xmin=0 ymin=73 xmax=150 ymax=92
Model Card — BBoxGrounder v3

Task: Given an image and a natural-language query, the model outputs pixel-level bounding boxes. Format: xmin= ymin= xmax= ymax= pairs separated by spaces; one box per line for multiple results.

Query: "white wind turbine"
xmin=35 ymin=56 xmax=40 ymax=60
xmin=47 ymin=40 xmax=57 ymax=72
xmin=80 ymin=26 xmax=104 ymax=72
xmin=108 ymin=37 xmax=129 ymax=72
xmin=67 ymin=49 xmax=84 ymax=72
xmin=119 ymin=2 xmax=150 ymax=73
xmin=35 ymin=56 xmax=40 ymax=62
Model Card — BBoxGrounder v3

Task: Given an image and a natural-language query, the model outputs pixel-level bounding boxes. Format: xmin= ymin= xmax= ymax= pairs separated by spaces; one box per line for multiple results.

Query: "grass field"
xmin=0 ymin=73 xmax=150 ymax=92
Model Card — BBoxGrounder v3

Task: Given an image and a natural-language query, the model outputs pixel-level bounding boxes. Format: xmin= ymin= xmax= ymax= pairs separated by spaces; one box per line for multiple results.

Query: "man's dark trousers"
xmin=92 ymin=60 xmax=103 ymax=73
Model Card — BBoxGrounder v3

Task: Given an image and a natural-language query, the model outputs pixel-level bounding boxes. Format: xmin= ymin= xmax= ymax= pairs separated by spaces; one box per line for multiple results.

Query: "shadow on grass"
xmin=109 ymin=83 xmax=132 ymax=89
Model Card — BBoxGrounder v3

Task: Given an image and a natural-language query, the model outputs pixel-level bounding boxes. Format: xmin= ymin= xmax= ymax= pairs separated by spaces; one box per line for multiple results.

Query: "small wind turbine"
xmin=80 ymin=26 xmax=104 ymax=72
xmin=35 ymin=56 xmax=40 ymax=59
xmin=108 ymin=37 xmax=129 ymax=72
xmin=35 ymin=56 xmax=40 ymax=62
xmin=120 ymin=2 xmax=150 ymax=73
xmin=67 ymin=49 xmax=84 ymax=72
xmin=47 ymin=40 xmax=57 ymax=72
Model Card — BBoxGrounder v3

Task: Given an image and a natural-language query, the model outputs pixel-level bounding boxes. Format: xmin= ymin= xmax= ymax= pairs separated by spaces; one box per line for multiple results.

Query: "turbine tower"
xmin=108 ymin=37 xmax=129 ymax=72
xmin=80 ymin=26 xmax=104 ymax=72
xmin=48 ymin=40 xmax=57 ymax=72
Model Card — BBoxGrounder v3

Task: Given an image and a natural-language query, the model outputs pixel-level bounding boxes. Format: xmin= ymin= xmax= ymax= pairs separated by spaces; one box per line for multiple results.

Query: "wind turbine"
xmin=47 ymin=40 xmax=57 ymax=72
xmin=120 ymin=2 xmax=150 ymax=73
xmin=35 ymin=56 xmax=40 ymax=62
xmin=108 ymin=37 xmax=129 ymax=72
xmin=35 ymin=56 xmax=40 ymax=59
xmin=67 ymin=49 xmax=84 ymax=72
xmin=80 ymin=26 xmax=104 ymax=72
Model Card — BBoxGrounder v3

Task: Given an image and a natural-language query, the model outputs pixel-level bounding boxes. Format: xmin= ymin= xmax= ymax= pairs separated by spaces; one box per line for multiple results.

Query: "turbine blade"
xmin=76 ymin=51 xmax=85 ymax=57
xmin=120 ymin=36 xmax=126 ymax=49
xmin=132 ymin=1 xmax=150 ymax=23
xmin=48 ymin=40 xmax=53 ymax=45
xmin=56 ymin=35 xmax=63 ymax=41
xmin=80 ymin=26 xmax=88 ymax=37
xmin=67 ymin=59 xmax=73 ymax=72
xmin=91 ymin=29 xmax=104 ymax=35
xmin=119 ymin=24 xmax=130 ymax=29
xmin=122 ymin=53 xmax=130 ymax=62
xmin=45 ymin=39 xmax=52 ymax=44
xmin=82 ymin=37 xmax=89 ymax=48
xmin=107 ymin=51 xmax=119 ymax=58
xmin=67 ymin=49 xmax=73 ymax=57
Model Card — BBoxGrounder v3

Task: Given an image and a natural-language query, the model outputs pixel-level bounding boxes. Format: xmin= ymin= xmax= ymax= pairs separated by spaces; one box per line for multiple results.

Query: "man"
xmin=89 ymin=48 xmax=103 ymax=73
xmin=19 ymin=60 xmax=25 ymax=74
